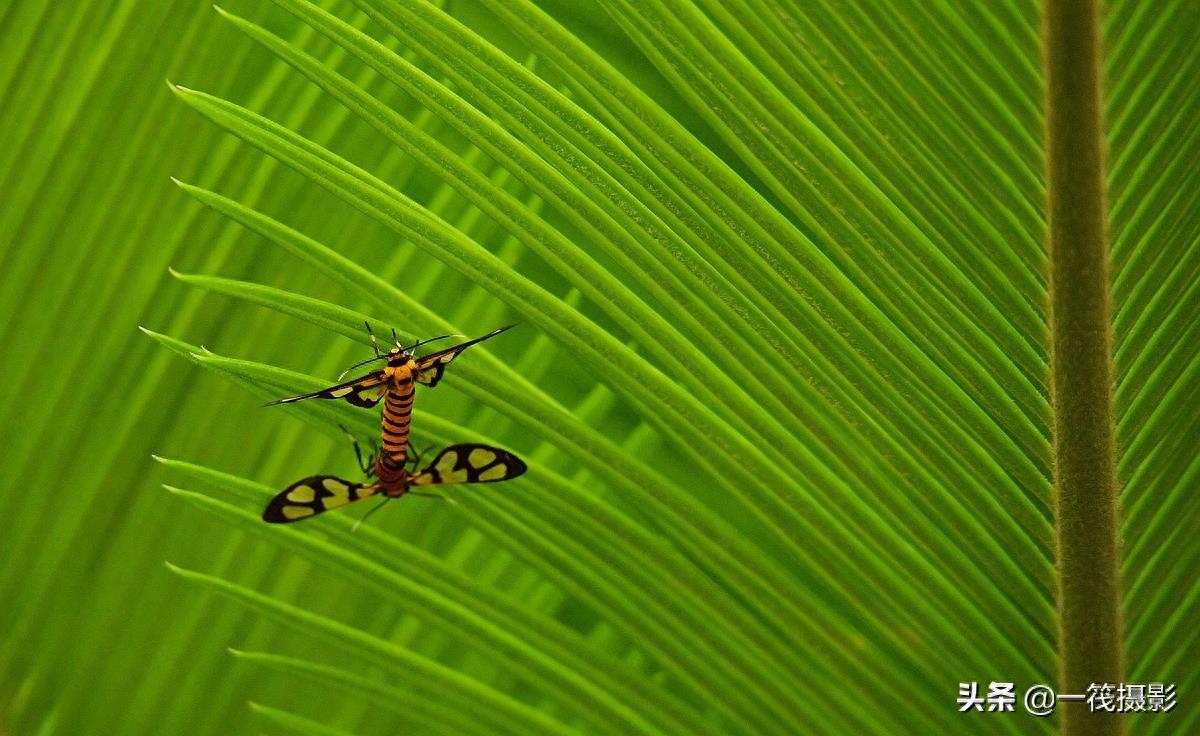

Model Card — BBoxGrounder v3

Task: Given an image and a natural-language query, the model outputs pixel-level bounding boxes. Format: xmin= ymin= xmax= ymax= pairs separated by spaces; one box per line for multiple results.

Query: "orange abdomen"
xmin=376 ymin=364 xmax=415 ymax=495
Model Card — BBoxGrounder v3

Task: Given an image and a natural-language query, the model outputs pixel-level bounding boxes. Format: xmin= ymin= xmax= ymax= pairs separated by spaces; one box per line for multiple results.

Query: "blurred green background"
xmin=2 ymin=3 xmax=690 ymax=733
xmin=1 ymin=1 xmax=1197 ymax=734
xmin=0 ymin=3 xmax=551 ymax=732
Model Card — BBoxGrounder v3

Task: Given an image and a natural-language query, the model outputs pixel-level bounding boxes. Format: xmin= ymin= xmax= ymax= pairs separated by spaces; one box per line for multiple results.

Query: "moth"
xmin=262 ymin=440 xmax=527 ymax=524
xmin=269 ymin=324 xmax=511 ymax=483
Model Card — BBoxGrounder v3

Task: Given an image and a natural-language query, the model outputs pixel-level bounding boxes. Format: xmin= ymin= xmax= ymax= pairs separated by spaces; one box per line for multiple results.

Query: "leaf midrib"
xmin=1043 ymin=0 xmax=1125 ymax=734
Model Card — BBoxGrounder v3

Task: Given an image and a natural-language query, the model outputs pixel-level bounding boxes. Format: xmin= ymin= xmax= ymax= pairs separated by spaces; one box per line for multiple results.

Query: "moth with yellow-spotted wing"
xmin=262 ymin=443 xmax=527 ymax=523
xmin=268 ymin=324 xmax=511 ymax=471
xmin=269 ymin=324 xmax=510 ymax=407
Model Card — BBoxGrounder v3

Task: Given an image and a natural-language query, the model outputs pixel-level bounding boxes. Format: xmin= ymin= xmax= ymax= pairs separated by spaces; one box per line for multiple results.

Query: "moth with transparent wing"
xmin=268 ymin=372 xmax=388 ymax=409
xmin=263 ymin=441 xmax=527 ymax=524
xmin=268 ymin=324 xmax=511 ymax=409
xmin=268 ymin=324 xmax=512 ymax=480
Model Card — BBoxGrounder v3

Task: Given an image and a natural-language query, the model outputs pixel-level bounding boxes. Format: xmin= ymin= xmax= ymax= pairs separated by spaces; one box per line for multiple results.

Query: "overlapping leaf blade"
xmin=0 ymin=0 xmax=1195 ymax=734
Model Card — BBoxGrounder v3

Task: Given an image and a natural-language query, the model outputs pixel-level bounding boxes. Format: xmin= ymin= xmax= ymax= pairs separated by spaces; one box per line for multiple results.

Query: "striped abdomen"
xmin=376 ymin=369 xmax=415 ymax=494
xmin=376 ymin=453 xmax=410 ymax=496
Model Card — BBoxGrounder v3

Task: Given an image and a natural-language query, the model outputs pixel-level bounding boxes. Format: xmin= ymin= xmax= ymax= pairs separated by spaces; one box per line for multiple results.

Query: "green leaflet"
xmin=0 ymin=1 xmax=1196 ymax=735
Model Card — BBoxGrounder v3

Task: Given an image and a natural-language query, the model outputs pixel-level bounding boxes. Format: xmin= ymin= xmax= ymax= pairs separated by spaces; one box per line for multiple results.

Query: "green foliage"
xmin=0 ymin=1 xmax=1196 ymax=734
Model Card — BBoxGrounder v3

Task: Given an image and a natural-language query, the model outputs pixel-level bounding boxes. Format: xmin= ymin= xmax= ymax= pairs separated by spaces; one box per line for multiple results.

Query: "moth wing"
xmin=411 ymin=443 xmax=527 ymax=487
xmin=413 ymin=326 xmax=511 ymax=387
xmin=262 ymin=475 xmax=380 ymax=523
xmin=267 ymin=372 xmax=387 ymax=408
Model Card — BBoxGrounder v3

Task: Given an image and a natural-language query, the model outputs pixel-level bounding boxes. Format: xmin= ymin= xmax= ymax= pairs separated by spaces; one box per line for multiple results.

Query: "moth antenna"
xmin=336 ymin=354 xmax=387 ymax=381
xmin=399 ymin=334 xmax=462 ymax=354
xmin=364 ymin=320 xmax=382 ymax=357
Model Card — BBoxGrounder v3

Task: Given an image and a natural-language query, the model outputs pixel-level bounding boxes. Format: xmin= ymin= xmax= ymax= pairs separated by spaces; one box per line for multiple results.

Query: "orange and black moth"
xmin=266 ymin=324 xmax=511 ymax=494
xmin=262 ymin=442 xmax=527 ymax=523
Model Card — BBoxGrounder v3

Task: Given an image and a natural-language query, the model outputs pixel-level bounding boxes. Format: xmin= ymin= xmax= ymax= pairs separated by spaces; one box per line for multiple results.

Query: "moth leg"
xmin=408 ymin=491 xmax=445 ymax=500
xmin=339 ymin=424 xmax=374 ymax=476
xmin=353 ymin=497 xmax=391 ymax=532
xmin=368 ymin=437 xmax=381 ymax=477
xmin=406 ymin=443 xmax=432 ymax=473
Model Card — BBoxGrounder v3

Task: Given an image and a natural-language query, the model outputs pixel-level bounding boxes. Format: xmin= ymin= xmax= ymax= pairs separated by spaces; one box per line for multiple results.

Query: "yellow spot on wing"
xmin=478 ymin=464 xmax=508 ymax=481
xmin=322 ymin=478 xmax=351 ymax=495
xmin=282 ymin=506 xmax=315 ymax=520
xmin=442 ymin=469 xmax=470 ymax=483
xmin=468 ymin=448 xmax=497 ymax=467
xmin=330 ymin=386 xmax=353 ymax=397
xmin=287 ymin=485 xmax=316 ymax=503
xmin=323 ymin=495 xmax=350 ymax=510
xmin=435 ymin=451 xmax=459 ymax=473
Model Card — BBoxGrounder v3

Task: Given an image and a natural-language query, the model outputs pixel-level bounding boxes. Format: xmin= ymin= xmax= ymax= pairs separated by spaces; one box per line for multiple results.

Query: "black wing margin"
xmin=413 ymin=326 xmax=512 ymax=387
xmin=262 ymin=475 xmax=379 ymax=523
xmin=266 ymin=372 xmax=387 ymax=409
xmin=410 ymin=443 xmax=528 ymax=487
